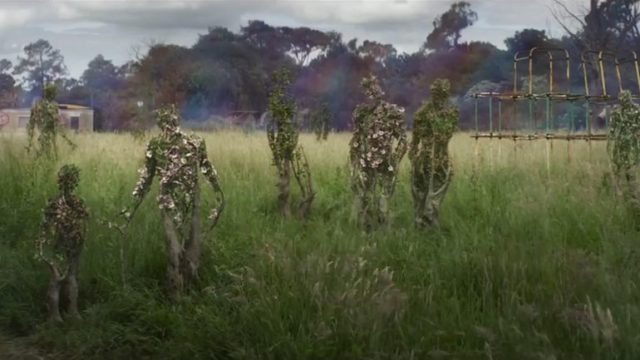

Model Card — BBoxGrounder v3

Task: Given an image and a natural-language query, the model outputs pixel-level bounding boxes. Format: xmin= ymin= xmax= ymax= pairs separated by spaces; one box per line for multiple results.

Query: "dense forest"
xmin=0 ymin=0 xmax=639 ymax=131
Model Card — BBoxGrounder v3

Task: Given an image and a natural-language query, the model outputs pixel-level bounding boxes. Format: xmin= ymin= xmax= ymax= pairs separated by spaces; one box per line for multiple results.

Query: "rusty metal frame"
xmin=470 ymin=47 xmax=635 ymax=142
xmin=513 ymin=47 xmax=571 ymax=96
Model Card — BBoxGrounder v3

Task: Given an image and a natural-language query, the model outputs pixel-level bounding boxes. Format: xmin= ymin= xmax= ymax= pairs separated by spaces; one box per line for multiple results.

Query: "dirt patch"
xmin=0 ymin=335 xmax=47 ymax=360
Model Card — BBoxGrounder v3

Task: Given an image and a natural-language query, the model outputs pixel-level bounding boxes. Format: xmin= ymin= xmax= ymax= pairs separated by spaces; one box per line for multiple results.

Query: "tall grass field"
xmin=1 ymin=131 xmax=639 ymax=359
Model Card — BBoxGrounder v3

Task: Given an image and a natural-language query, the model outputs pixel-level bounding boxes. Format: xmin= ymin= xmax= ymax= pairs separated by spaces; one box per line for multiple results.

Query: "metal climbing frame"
xmin=471 ymin=48 xmax=640 ymax=141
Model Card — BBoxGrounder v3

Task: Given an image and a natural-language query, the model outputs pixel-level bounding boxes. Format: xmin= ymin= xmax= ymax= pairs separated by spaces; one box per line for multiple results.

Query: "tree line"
xmin=0 ymin=0 xmax=638 ymax=131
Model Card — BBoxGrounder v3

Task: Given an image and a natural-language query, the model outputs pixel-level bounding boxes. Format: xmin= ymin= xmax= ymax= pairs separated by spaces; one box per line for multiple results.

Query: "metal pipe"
xmin=489 ymin=95 xmax=493 ymax=134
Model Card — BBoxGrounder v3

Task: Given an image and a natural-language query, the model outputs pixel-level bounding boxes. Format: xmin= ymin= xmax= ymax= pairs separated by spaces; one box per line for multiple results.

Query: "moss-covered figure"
xmin=121 ymin=105 xmax=225 ymax=299
xmin=311 ymin=102 xmax=331 ymax=141
xmin=608 ymin=91 xmax=640 ymax=220
xmin=27 ymin=84 xmax=75 ymax=158
xmin=36 ymin=164 xmax=88 ymax=322
xmin=350 ymin=75 xmax=407 ymax=230
xmin=410 ymin=79 xmax=458 ymax=228
xmin=267 ymin=69 xmax=315 ymax=218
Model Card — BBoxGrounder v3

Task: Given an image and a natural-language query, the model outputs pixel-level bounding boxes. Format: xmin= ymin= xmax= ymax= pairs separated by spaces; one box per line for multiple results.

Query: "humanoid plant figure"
xmin=349 ymin=75 xmax=407 ymax=231
xmin=410 ymin=79 xmax=458 ymax=228
xmin=267 ymin=69 xmax=315 ymax=218
xmin=608 ymin=91 xmax=640 ymax=219
xmin=121 ymin=105 xmax=225 ymax=299
xmin=27 ymin=84 xmax=75 ymax=157
xmin=36 ymin=164 xmax=88 ymax=322
xmin=311 ymin=102 xmax=331 ymax=141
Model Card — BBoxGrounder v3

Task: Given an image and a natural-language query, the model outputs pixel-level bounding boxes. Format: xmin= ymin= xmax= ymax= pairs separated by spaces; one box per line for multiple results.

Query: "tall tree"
xmin=505 ymin=29 xmax=552 ymax=54
xmin=0 ymin=59 xmax=16 ymax=107
xmin=552 ymin=0 xmax=640 ymax=51
xmin=281 ymin=26 xmax=332 ymax=66
xmin=14 ymin=39 xmax=67 ymax=97
xmin=424 ymin=1 xmax=478 ymax=51
xmin=82 ymin=55 xmax=121 ymax=91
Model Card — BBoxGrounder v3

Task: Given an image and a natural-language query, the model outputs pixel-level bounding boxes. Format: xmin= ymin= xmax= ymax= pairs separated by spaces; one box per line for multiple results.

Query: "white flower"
xmin=388 ymin=165 xmax=394 ymax=172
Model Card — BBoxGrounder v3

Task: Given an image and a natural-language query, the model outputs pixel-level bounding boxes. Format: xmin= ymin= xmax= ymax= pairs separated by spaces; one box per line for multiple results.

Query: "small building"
xmin=0 ymin=104 xmax=94 ymax=133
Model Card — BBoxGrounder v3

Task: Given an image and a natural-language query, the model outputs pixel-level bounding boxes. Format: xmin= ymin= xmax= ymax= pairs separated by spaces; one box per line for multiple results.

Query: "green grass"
xmin=1 ymin=131 xmax=640 ymax=359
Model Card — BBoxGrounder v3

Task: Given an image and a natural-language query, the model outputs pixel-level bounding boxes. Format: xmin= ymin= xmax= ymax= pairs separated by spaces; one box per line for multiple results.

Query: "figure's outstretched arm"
xmin=59 ymin=128 xmax=77 ymax=150
xmin=199 ymin=142 xmax=225 ymax=230
xmin=121 ymin=143 xmax=157 ymax=223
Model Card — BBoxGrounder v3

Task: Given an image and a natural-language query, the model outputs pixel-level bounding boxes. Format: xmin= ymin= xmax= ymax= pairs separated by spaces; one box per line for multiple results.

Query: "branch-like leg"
xmin=183 ymin=186 xmax=202 ymax=287
xmin=64 ymin=253 xmax=82 ymax=320
xmin=278 ymin=160 xmax=292 ymax=218
xmin=292 ymin=146 xmax=315 ymax=219
xmin=47 ymin=267 xmax=63 ymax=323
xmin=161 ymin=210 xmax=184 ymax=300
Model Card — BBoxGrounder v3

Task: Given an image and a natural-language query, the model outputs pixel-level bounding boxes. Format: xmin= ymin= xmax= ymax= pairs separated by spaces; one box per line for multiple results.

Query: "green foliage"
xmin=350 ymin=75 xmax=407 ymax=230
xmin=608 ymin=91 xmax=640 ymax=219
xmin=424 ymin=1 xmax=478 ymax=50
xmin=311 ymin=102 xmax=331 ymax=141
xmin=267 ymin=69 xmax=315 ymax=218
xmin=410 ymin=79 xmax=458 ymax=228
xmin=14 ymin=39 xmax=67 ymax=95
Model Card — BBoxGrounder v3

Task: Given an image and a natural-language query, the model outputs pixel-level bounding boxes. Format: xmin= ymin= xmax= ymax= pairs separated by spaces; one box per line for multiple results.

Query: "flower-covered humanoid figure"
xmin=349 ymin=75 xmax=407 ymax=231
xmin=409 ymin=79 xmax=458 ymax=228
xmin=121 ymin=105 xmax=225 ymax=299
xmin=267 ymin=69 xmax=314 ymax=218
xmin=36 ymin=164 xmax=89 ymax=322
xmin=608 ymin=90 xmax=640 ymax=220
xmin=27 ymin=84 xmax=75 ymax=158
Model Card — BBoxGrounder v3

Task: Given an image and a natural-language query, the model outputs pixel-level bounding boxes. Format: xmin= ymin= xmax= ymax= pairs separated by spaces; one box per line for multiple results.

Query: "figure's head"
xmin=154 ymin=105 xmax=180 ymax=133
xmin=362 ymin=75 xmax=384 ymax=100
xmin=431 ymin=79 xmax=451 ymax=105
xmin=44 ymin=84 xmax=57 ymax=101
xmin=57 ymin=164 xmax=80 ymax=193
xmin=619 ymin=90 xmax=633 ymax=107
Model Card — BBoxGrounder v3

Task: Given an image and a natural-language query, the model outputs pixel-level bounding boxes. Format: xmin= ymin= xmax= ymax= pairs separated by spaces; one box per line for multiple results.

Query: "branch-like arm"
xmin=35 ymin=200 xmax=64 ymax=279
xmin=122 ymin=142 xmax=157 ymax=223
xmin=57 ymin=122 xmax=77 ymax=150
xmin=199 ymin=142 xmax=225 ymax=230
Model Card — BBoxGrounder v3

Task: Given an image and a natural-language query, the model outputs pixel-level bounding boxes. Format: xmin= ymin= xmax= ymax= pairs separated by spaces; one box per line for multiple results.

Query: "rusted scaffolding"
xmin=471 ymin=48 xmax=640 ymax=141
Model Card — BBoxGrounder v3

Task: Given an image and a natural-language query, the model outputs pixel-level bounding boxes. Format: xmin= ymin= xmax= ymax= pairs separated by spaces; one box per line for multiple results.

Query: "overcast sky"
xmin=0 ymin=0 xmax=589 ymax=78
